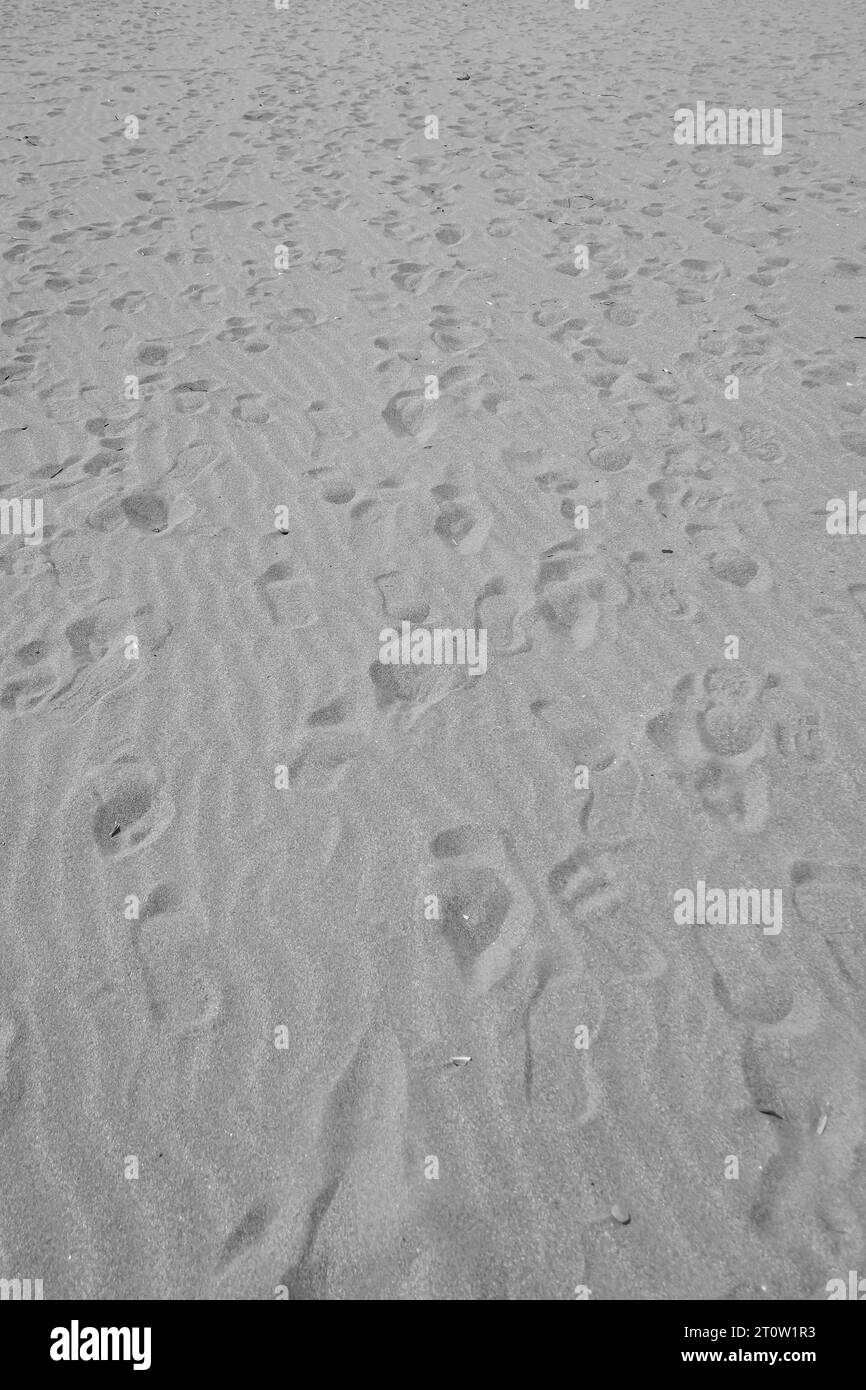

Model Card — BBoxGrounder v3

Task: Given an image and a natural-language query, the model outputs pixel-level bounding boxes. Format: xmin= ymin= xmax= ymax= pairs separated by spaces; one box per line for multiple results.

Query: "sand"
xmin=1 ymin=0 xmax=865 ymax=1300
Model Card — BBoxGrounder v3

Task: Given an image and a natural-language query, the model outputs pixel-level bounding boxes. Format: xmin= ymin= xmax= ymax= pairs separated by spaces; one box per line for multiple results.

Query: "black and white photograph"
xmin=1 ymin=0 xmax=864 ymax=1336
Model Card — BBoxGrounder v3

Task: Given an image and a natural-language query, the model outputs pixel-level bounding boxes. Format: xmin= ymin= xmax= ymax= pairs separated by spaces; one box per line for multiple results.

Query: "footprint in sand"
xmin=140 ymin=880 xmax=185 ymax=921
xmin=374 ymin=569 xmax=431 ymax=626
xmin=533 ymin=539 xmax=626 ymax=650
xmin=136 ymin=343 xmax=170 ymax=367
xmin=381 ymin=388 xmax=438 ymax=444
xmin=797 ymin=350 xmax=858 ymax=390
xmin=433 ymin=496 xmax=491 ymax=556
xmin=625 ymin=550 xmax=699 ymax=620
xmin=429 ymin=313 xmax=486 ymax=354
xmin=647 ymin=474 xmax=734 ymax=530
xmin=790 ymin=860 xmax=866 ymax=991
xmin=587 ymin=433 xmax=633 ymax=474
xmin=256 ymin=559 xmax=318 ymax=629
xmin=267 ymin=306 xmax=319 ymax=335
xmin=546 ymin=843 xmax=626 ymax=924
xmin=231 ymin=393 xmax=271 ymax=424
xmin=121 ymin=489 xmax=172 ymax=533
xmin=750 ymin=671 xmax=832 ymax=775
xmin=282 ymin=731 xmax=361 ymax=791
xmin=306 ymin=399 xmax=357 ymax=459
xmin=86 ymin=488 xmax=192 ymax=539
xmin=740 ymin=1006 xmax=866 ymax=1280
xmin=646 ymin=667 xmax=772 ymax=831
xmin=473 ymin=575 xmax=533 ymax=657
xmin=574 ymin=746 xmax=642 ymax=841
xmin=1 ymin=602 xmax=170 ymax=724
xmin=90 ymin=757 xmax=175 ymax=861
xmin=79 ymin=413 xmax=139 ymax=475
xmin=368 ymin=640 xmax=473 ymax=729
xmin=739 ymin=420 xmax=784 ymax=464
xmin=605 ymin=301 xmax=640 ymax=328
xmin=425 ymin=826 xmax=534 ymax=997
xmin=692 ymin=760 xmax=771 ymax=833
xmin=133 ymin=909 xmax=223 ymax=1040
xmin=172 ymin=379 xmax=220 ymax=416
xmin=389 ymin=260 xmax=442 ymax=296
xmin=437 ymin=864 xmax=513 ymax=975
xmin=217 ymin=1198 xmax=277 ymax=1275
xmin=707 ymin=547 xmax=772 ymax=593
xmin=215 ymin=316 xmax=258 ymax=344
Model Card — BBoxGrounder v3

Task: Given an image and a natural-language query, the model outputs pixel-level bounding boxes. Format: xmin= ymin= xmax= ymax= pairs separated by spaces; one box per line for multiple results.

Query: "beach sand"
xmin=1 ymin=0 xmax=865 ymax=1299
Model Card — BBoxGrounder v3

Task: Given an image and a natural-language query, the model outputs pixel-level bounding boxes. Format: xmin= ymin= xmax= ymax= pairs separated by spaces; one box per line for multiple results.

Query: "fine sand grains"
xmin=1 ymin=0 xmax=865 ymax=1299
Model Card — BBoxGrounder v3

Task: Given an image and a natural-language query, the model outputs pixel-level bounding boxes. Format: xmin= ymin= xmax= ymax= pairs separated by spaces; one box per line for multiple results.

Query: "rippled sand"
xmin=1 ymin=0 xmax=865 ymax=1299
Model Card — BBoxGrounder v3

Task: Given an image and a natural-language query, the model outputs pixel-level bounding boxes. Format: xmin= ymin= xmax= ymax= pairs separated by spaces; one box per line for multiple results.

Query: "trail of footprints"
xmin=4 ymin=12 xmax=866 ymax=1301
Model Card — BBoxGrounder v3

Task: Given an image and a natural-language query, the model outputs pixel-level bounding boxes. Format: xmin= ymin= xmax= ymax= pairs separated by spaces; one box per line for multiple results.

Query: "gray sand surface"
xmin=1 ymin=0 xmax=865 ymax=1299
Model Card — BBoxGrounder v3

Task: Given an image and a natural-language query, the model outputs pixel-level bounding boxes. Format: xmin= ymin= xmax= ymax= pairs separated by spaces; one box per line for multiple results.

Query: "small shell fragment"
xmin=611 ymin=1202 xmax=631 ymax=1225
xmin=817 ymin=1112 xmax=828 ymax=1136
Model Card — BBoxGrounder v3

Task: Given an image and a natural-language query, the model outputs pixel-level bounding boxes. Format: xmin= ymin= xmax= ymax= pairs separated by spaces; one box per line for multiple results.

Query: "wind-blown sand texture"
xmin=1 ymin=0 xmax=865 ymax=1300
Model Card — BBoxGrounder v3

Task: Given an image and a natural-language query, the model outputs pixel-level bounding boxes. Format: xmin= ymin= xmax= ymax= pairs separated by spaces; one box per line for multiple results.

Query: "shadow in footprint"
xmin=438 ymin=865 xmax=512 ymax=975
